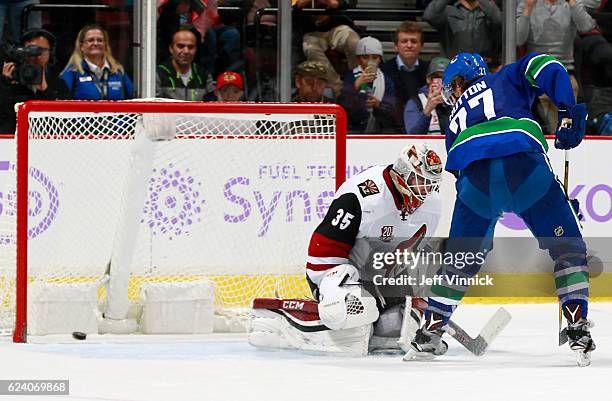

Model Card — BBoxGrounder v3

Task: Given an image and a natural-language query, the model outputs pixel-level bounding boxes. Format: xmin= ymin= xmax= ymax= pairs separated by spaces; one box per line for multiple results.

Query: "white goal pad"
xmin=0 ymin=100 xmax=347 ymax=342
xmin=28 ymin=282 xmax=99 ymax=335
xmin=140 ymin=280 xmax=214 ymax=334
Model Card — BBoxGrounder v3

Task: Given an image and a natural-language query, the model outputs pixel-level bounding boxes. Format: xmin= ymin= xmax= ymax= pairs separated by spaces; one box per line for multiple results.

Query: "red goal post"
xmin=3 ymin=100 xmax=347 ymax=342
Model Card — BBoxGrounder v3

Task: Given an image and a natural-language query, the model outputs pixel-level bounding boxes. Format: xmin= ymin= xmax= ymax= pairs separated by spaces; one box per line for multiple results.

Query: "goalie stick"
xmin=252 ymin=299 xmax=512 ymax=356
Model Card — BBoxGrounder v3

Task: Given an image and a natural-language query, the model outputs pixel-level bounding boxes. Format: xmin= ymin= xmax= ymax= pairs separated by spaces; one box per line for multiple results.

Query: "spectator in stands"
xmin=567 ymin=0 xmax=612 ymax=135
xmin=403 ymin=56 xmax=451 ymax=135
xmin=292 ymin=60 xmax=334 ymax=103
xmin=295 ymin=0 xmax=361 ymax=97
xmin=158 ymin=0 xmax=241 ymax=78
xmin=587 ymin=108 xmax=612 ymax=135
xmin=517 ymin=0 xmax=593 ymax=75
xmin=381 ymin=21 xmax=430 ymax=133
xmin=338 ymin=37 xmax=395 ymax=133
xmin=157 ymin=0 xmax=193 ymax=63
xmin=0 ymin=0 xmax=41 ymax=44
xmin=244 ymin=0 xmax=278 ymax=100
xmin=156 ymin=28 xmax=214 ymax=101
xmin=60 ymin=24 xmax=133 ymax=100
xmin=517 ymin=0 xmax=595 ymax=133
xmin=212 ymin=71 xmax=245 ymax=101
xmin=424 ymin=0 xmax=502 ymax=58
xmin=201 ymin=0 xmax=243 ymax=76
xmin=0 ymin=29 xmax=69 ymax=134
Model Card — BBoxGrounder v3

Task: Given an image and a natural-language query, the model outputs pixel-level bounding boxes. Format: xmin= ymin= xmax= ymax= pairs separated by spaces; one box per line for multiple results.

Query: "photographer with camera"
xmin=0 ymin=29 xmax=69 ymax=134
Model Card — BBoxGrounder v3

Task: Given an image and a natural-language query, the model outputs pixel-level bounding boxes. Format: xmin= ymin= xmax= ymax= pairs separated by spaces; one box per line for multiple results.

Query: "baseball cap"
xmin=427 ymin=56 xmax=450 ymax=77
xmin=216 ymin=71 xmax=244 ymax=90
xmin=356 ymin=36 xmax=383 ymax=57
xmin=294 ymin=60 xmax=328 ymax=80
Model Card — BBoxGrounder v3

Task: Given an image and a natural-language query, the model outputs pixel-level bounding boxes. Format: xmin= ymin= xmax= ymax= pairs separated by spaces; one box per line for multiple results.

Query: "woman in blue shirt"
xmin=61 ymin=24 xmax=133 ymax=100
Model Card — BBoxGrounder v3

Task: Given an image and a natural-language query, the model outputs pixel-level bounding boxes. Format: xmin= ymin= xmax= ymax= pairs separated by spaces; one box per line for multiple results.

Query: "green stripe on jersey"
xmin=449 ymin=117 xmax=548 ymax=153
xmin=525 ymin=54 xmax=567 ymax=87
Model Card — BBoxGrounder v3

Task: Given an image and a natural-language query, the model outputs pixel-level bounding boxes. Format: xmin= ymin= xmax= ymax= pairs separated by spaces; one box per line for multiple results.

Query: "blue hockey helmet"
xmin=441 ymin=53 xmax=489 ymax=105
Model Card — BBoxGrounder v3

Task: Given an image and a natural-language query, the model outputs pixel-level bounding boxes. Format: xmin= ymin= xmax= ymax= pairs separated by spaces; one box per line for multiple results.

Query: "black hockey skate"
xmin=403 ymin=312 xmax=449 ymax=361
xmin=563 ymin=303 xmax=595 ymax=367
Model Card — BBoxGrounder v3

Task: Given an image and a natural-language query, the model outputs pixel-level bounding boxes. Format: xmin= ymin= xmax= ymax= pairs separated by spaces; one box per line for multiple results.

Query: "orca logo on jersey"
xmin=358 ymin=179 xmax=379 ymax=198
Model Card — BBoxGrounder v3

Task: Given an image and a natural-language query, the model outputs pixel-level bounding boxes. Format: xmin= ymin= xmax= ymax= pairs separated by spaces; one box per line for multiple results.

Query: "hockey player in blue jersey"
xmin=406 ymin=52 xmax=594 ymax=365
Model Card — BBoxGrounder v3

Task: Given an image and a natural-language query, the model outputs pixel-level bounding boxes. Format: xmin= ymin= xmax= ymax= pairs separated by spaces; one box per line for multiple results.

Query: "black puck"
xmin=72 ymin=331 xmax=87 ymax=340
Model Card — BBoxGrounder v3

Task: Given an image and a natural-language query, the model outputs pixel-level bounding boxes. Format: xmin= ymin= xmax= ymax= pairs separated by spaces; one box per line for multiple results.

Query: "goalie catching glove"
xmin=248 ymin=265 xmax=379 ymax=356
xmin=555 ymin=103 xmax=587 ymax=150
xmin=317 ymin=264 xmax=379 ymax=330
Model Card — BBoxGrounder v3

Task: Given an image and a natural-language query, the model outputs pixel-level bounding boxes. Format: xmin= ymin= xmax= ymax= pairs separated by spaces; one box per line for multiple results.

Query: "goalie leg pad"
xmin=397 ymin=297 xmax=426 ymax=352
xmin=248 ymin=306 xmax=372 ymax=356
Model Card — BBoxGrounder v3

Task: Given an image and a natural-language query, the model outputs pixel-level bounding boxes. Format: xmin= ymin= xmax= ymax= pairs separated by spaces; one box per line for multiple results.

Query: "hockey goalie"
xmin=248 ymin=144 xmax=443 ymax=356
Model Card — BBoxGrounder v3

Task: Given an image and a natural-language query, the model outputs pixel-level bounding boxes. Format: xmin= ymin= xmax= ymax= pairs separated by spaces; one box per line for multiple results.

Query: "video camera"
xmin=1 ymin=43 xmax=44 ymax=85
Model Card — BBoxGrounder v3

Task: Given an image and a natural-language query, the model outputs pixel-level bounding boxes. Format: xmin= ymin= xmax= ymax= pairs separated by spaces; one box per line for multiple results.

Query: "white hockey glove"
xmin=318 ymin=264 xmax=379 ymax=330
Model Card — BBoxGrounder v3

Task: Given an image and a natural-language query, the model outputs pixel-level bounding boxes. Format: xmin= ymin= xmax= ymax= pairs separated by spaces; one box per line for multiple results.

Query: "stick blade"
xmin=559 ymin=328 xmax=568 ymax=346
xmin=448 ymin=307 xmax=512 ymax=356
xmin=479 ymin=307 xmax=512 ymax=346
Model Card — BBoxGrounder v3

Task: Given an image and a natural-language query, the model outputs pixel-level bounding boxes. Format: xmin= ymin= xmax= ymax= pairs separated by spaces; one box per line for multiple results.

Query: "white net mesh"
xmin=0 ymin=138 xmax=16 ymax=334
xmin=0 ymin=101 xmax=343 ymax=337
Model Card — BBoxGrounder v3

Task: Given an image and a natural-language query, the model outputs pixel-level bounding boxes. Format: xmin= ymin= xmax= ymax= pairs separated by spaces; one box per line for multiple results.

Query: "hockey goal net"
xmin=0 ymin=100 xmax=346 ymax=342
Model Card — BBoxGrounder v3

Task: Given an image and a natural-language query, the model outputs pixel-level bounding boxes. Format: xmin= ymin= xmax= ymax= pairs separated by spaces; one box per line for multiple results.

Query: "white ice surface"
xmin=1 ymin=303 xmax=611 ymax=401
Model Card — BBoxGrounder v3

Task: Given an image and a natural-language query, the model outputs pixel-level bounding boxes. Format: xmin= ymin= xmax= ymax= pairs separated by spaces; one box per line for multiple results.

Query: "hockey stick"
xmin=558 ymin=150 xmax=570 ymax=346
xmin=447 ymin=307 xmax=512 ymax=356
xmin=253 ymin=298 xmax=511 ymax=356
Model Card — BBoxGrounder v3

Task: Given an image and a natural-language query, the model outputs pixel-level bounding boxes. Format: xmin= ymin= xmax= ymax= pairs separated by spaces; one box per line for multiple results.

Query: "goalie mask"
xmin=390 ymin=144 xmax=442 ymax=212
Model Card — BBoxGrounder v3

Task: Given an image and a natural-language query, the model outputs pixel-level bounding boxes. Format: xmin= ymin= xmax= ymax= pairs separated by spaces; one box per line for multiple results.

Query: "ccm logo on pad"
xmin=282 ymin=300 xmax=305 ymax=310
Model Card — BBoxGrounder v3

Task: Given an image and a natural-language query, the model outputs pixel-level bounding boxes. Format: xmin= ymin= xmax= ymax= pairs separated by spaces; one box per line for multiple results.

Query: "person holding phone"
xmin=338 ymin=36 xmax=396 ymax=133
xmin=403 ymin=57 xmax=451 ymax=135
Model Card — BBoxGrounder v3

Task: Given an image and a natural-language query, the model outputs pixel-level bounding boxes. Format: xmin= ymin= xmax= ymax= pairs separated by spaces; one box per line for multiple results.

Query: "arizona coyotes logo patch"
xmin=358 ymin=179 xmax=379 ymax=197
xmin=425 ymin=150 xmax=443 ymax=174
xmin=380 ymin=225 xmax=394 ymax=242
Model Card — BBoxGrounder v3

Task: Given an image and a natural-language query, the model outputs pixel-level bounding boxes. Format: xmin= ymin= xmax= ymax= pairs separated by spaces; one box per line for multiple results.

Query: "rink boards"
xmin=0 ymin=134 xmax=610 ymax=300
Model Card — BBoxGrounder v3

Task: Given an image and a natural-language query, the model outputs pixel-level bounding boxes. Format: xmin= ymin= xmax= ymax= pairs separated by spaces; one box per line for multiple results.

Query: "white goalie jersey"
xmin=306 ymin=164 xmax=442 ymax=296
xmin=249 ymin=147 xmax=444 ymax=355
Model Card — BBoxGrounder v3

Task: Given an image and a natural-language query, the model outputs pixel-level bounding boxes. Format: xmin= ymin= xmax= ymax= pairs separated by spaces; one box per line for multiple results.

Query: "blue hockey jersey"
xmin=445 ymin=53 xmax=576 ymax=171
